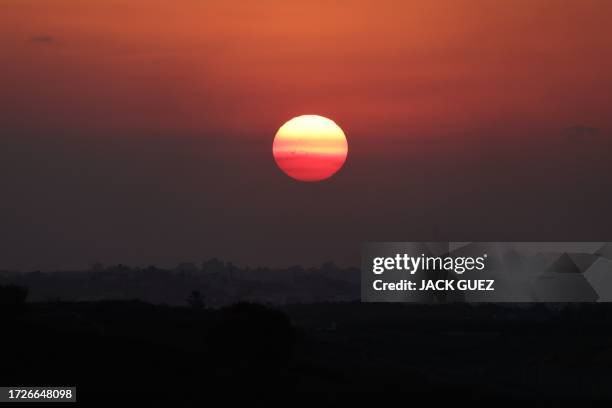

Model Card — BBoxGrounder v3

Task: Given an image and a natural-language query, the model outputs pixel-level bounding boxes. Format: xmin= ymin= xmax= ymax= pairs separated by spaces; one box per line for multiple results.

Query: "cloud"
xmin=564 ymin=125 xmax=600 ymax=140
xmin=29 ymin=35 xmax=56 ymax=44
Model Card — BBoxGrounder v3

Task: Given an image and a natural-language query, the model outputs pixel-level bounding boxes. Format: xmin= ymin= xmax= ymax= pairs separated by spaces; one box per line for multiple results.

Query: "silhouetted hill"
xmin=3 ymin=260 xmax=612 ymax=402
xmin=3 ymin=299 xmax=612 ymax=402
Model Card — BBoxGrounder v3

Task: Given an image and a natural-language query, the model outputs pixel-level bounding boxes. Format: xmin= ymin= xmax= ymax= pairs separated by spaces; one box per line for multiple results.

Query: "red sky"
xmin=1 ymin=1 xmax=611 ymax=270
xmin=3 ymin=0 xmax=612 ymax=138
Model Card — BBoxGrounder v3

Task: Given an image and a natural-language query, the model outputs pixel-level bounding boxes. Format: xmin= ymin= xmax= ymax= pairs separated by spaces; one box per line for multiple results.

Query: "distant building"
xmin=176 ymin=262 xmax=198 ymax=274
xmin=91 ymin=262 xmax=105 ymax=272
xmin=201 ymin=258 xmax=225 ymax=274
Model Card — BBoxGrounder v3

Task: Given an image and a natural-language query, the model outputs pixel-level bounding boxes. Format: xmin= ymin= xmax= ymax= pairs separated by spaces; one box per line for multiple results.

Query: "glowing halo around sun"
xmin=272 ymin=115 xmax=348 ymax=182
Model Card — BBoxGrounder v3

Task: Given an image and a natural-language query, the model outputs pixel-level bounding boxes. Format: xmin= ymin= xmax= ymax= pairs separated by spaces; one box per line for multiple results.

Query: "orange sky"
xmin=2 ymin=0 xmax=612 ymax=145
xmin=1 ymin=1 xmax=612 ymax=269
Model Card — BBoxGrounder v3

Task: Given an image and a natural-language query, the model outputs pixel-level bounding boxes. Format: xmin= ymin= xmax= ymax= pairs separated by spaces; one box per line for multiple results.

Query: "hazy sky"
xmin=1 ymin=0 xmax=611 ymax=270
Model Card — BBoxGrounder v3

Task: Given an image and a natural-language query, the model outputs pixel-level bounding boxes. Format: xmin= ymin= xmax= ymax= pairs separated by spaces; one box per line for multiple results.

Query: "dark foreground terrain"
xmin=3 ymin=299 xmax=612 ymax=404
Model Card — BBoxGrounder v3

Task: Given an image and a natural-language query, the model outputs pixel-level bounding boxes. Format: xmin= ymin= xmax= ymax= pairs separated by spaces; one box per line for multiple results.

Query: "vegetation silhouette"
xmin=3 ymin=264 xmax=612 ymax=402
xmin=0 ymin=284 xmax=28 ymax=316
xmin=187 ymin=290 xmax=206 ymax=309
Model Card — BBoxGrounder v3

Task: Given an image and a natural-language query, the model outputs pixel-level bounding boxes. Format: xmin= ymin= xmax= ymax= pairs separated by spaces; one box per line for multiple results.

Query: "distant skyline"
xmin=1 ymin=0 xmax=612 ymax=270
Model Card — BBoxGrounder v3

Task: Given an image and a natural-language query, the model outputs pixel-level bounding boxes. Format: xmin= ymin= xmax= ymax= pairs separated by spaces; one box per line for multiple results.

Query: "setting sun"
xmin=272 ymin=115 xmax=348 ymax=182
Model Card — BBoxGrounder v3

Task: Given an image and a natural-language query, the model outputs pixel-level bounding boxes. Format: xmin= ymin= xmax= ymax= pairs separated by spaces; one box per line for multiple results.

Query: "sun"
xmin=272 ymin=115 xmax=348 ymax=182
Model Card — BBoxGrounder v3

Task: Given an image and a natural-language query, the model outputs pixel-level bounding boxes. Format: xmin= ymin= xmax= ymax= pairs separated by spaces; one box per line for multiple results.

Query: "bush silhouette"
xmin=209 ymin=303 xmax=295 ymax=366
xmin=186 ymin=290 xmax=205 ymax=309
xmin=0 ymin=284 xmax=28 ymax=314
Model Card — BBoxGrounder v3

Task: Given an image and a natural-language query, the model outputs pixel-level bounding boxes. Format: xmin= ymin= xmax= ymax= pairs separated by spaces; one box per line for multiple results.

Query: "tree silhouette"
xmin=0 ymin=284 xmax=28 ymax=315
xmin=187 ymin=290 xmax=205 ymax=309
